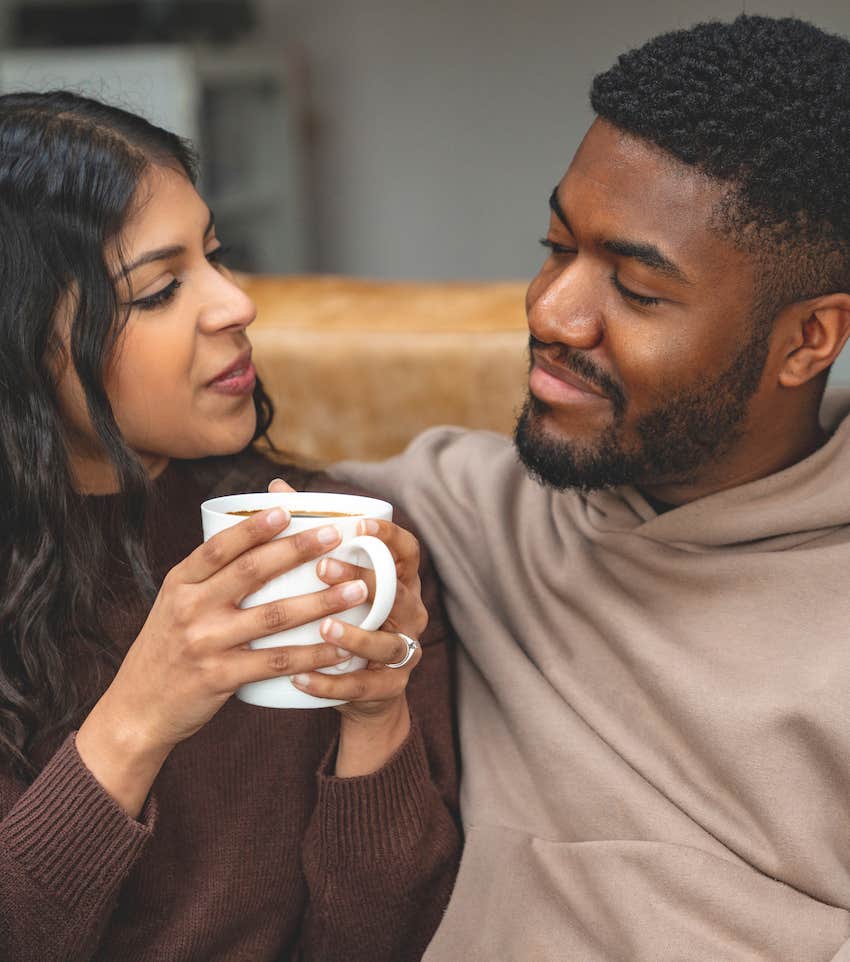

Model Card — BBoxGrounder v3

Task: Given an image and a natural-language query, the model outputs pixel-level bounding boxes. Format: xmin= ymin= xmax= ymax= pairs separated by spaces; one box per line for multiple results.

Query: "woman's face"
xmin=58 ymin=164 xmax=259 ymax=491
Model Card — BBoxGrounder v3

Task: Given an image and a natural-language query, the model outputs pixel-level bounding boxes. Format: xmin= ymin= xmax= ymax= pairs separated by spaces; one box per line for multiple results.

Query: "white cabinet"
xmin=0 ymin=44 xmax=306 ymax=273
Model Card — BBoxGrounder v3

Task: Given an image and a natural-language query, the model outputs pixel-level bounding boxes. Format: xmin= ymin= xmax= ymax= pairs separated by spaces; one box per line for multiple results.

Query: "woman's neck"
xmin=71 ymin=451 xmax=170 ymax=495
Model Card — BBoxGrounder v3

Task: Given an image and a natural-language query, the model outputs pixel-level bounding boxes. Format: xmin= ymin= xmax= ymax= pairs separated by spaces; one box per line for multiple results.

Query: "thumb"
xmin=268 ymin=477 xmax=296 ymax=493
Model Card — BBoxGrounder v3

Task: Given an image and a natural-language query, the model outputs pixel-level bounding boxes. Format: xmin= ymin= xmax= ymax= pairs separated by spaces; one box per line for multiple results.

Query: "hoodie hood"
xmin=581 ymin=389 xmax=850 ymax=550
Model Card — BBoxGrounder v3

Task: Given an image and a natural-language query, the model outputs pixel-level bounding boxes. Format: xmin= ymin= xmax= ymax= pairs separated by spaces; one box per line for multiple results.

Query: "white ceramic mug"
xmin=201 ymin=491 xmax=396 ymax=709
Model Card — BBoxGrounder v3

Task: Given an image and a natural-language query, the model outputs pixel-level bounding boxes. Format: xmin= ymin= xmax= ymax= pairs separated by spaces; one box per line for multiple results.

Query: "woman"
xmin=0 ymin=91 xmax=459 ymax=961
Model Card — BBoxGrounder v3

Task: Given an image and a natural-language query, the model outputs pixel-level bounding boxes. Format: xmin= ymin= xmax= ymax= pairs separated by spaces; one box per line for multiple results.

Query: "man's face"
xmin=516 ymin=119 xmax=772 ymax=492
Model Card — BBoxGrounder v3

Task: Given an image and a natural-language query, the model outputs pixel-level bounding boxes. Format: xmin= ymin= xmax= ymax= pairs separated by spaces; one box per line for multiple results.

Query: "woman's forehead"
xmin=120 ymin=166 xmax=207 ymax=248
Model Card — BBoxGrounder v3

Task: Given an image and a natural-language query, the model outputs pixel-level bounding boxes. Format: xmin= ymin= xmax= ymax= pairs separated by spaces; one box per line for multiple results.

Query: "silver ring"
xmin=387 ymin=632 xmax=420 ymax=669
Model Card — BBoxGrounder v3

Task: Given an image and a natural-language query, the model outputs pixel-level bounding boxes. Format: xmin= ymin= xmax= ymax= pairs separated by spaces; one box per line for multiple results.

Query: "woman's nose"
xmin=199 ymin=271 xmax=257 ymax=333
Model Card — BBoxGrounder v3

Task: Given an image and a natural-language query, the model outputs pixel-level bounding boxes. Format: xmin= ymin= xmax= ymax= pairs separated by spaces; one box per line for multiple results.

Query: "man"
xmin=334 ymin=15 xmax=850 ymax=961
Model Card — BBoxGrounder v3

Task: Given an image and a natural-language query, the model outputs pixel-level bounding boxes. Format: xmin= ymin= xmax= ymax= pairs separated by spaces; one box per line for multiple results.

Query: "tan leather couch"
xmin=240 ymin=275 xmax=530 ymax=464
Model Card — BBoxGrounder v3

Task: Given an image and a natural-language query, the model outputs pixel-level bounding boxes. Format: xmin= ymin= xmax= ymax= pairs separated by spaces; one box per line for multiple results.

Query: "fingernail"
xmin=336 ymin=647 xmax=351 ymax=659
xmin=266 ymin=508 xmax=289 ymax=527
xmin=358 ymin=519 xmax=379 ymax=535
xmin=271 ymin=478 xmax=284 ymax=485
xmin=292 ymin=674 xmax=310 ymax=687
xmin=317 ymin=525 xmax=340 ymax=545
xmin=319 ymin=558 xmax=344 ymax=579
xmin=341 ymin=580 xmax=367 ymax=603
xmin=322 ymin=617 xmax=345 ymax=640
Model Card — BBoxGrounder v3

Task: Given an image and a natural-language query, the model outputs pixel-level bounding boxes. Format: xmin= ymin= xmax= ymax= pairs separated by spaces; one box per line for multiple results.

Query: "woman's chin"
xmin=186 ymin=411 xmax=259 ymax=459
xmin=213 ymin=421 xmax=259 ymax=456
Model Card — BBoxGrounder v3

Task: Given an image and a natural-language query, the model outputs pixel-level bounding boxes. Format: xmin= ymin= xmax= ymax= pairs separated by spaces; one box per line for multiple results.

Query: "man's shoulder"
xmin=332 ymin=426 xmax=522 ymax=509
xmin=401 ymin=425 xmax=517 ymax=474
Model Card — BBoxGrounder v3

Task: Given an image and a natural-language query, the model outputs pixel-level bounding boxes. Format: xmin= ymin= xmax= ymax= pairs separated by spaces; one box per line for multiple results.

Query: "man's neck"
xmin=638 ymin=421 xmax=829 ymax=508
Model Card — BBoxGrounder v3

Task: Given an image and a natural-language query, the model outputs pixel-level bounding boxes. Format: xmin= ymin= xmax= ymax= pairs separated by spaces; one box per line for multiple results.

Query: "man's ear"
xmin=778 ymin=293 xmax=850 ymax=388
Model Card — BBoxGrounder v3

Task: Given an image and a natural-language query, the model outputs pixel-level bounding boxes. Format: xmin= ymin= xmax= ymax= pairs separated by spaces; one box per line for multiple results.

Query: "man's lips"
xmin=529 ymin=352 xmax=609 ymax=404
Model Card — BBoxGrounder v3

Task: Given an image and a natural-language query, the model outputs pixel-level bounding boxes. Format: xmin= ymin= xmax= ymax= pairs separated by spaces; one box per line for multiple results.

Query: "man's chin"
xmin=513 ymin=398 xmax=631 ymax=492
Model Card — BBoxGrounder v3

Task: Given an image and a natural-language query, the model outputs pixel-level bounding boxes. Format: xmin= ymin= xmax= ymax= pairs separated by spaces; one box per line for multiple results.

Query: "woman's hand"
xmin=77 ymin=507 xmax=367 ymax=814
xmin=269 ymin=478 xmax=427 ymax=775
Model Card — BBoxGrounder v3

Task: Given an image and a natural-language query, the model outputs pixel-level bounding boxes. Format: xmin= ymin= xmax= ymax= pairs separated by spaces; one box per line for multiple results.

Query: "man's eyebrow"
xmin=119 ymin=209 xmax=216 ymax=278
xmin=602 ymin=238 xmax=691 ymax=285
xmin=548 ymin=186 xmax=690 ymax=286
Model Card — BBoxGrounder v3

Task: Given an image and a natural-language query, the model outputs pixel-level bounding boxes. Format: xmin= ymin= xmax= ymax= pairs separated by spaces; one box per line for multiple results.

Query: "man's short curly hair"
xmin=590 ymin=15 xmax=850 ymax=326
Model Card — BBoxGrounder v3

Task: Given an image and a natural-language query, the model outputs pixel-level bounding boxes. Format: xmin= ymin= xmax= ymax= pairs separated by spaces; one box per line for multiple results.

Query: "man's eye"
xmin=131 ymin=278 xmax=182 ymax=310
xmin=611 ymin=273 xmax=661 ymax=307
xmin=539 ymin=237 xmax=577 ymax=255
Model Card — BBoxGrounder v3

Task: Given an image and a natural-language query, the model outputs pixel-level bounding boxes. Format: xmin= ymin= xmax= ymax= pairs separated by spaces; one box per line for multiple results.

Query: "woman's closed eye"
xmin=205 ymin=244 xmax=230 ymax=269
xmin=132 ymin=278 xmax=182 ymax=310
xmin=130 ymin=245 xmax=231 ymax=310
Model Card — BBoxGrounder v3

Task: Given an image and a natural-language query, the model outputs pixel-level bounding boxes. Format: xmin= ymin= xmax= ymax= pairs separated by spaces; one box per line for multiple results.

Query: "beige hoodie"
xmin=332 ymin=391 xmax=850 ymax=961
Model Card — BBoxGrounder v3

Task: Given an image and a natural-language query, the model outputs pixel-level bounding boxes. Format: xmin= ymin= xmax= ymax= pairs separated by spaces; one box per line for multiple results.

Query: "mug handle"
xmin=328 ymin=534 xmax=397 ymax=630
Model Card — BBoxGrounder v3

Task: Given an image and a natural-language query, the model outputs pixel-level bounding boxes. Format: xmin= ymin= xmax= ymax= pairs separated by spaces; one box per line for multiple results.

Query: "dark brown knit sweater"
xmin=0 ymin=449 xmax=460 ymax=962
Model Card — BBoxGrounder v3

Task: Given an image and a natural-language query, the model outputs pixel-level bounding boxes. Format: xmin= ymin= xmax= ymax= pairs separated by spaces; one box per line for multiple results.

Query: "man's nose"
xmin=526 ymin=264 xmax=604 ymax=350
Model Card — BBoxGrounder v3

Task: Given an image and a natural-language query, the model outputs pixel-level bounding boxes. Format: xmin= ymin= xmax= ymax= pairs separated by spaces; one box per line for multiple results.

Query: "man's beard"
xmin=514 ymin=327 xmax=771 ymax=492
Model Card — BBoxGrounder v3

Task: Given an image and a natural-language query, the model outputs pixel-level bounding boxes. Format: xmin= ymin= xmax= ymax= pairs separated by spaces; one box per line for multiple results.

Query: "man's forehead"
xmin=554 ymin=119 xmax=737 ymax=273
xmin=563 ymin=120 xmax=721 ymax=214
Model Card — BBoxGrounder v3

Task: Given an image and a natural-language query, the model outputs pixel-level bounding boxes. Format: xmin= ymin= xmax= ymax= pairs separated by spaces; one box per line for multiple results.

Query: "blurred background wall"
xmin=258 ymin=0 xmax=850 ymax=282
xmin=0 ymin=0 xmax=848 ymax=281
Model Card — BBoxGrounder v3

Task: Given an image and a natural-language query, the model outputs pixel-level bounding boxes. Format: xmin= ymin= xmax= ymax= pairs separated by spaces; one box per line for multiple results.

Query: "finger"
xmin=291 ymin=665 xmax=412 ymax=703
xmin=228 ymin=641 xmax=352 ymax=687
xmin=223 ymin=580 xmax=370 ymax=647
xmin=319 ymin=618 xmax=423 ymax=669
xmin=268 ymin=477 xmax=296 ymax=494
xmin=317 ymin=557 xmax=376 ymax=596
xmin=206 ymin=522 xmax=344 ymax=602
xmin=380 ymin=581 xmax=429 ymax=637
xmin=342 ymin=578 xmax=423 ymax=637
xmin=354 ymin=519 xmax=421 ymax=580
xmin=179 ymin=508 xmax=292 ymax=584
xmin=317 ymin=568 xmax=426 ymax=638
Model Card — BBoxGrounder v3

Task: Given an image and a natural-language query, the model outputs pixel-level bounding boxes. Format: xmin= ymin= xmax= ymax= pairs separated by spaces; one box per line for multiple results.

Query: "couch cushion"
xmin=240 ymin=275 xmax=529 ymax=463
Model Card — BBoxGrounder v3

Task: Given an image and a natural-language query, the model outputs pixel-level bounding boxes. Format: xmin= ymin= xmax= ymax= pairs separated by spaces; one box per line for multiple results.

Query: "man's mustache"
xmin=528 ymin=336 xmax=627 ymax=414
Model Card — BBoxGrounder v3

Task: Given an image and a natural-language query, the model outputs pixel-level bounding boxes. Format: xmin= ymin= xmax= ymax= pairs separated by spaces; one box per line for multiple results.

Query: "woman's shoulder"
xmin=181 ymin=446 xmax=391 ymax=503
xmin=177 ymin=446 xmax=326 ymax=500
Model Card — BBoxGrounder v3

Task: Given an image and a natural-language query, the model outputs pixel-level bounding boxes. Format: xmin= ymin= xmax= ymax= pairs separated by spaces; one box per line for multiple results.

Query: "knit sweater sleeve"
xmin=297 ymin=721 xmax=460 ymax=962
xmin=0 ymin=734 xmax=157 ymax=962
xmin=290 ymin=470 xmax=461 ymax=962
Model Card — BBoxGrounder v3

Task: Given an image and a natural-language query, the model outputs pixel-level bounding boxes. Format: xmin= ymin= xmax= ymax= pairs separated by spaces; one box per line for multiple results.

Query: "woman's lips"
xmin=207 ymin=361 xmax=257 ymax=396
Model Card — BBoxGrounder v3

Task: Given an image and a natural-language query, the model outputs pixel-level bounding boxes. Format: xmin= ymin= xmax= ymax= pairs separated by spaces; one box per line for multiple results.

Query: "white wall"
xmin=4 ymin=1 xmax=850 ymax=284
xmin=258 ymin=0 xmax=850 ymax=283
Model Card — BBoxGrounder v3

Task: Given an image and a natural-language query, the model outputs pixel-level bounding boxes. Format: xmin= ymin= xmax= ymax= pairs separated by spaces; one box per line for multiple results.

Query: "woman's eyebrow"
xmin=117 ymin=209 xmax=216 ymax=279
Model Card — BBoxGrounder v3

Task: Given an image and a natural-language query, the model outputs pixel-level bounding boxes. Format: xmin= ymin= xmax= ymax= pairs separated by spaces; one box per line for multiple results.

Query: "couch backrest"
xmin=240 ymin=274 xmax=529 ymax=463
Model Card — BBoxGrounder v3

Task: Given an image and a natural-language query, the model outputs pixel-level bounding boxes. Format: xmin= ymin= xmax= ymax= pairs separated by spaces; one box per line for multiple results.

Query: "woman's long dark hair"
xmin=0 ymin=91 xmax=274 ymax=778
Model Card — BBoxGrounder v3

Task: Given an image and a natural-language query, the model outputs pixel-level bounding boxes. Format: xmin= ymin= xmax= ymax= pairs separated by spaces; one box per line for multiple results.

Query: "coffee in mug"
xmin=227 ymin=509 xmax=357 ymax=518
